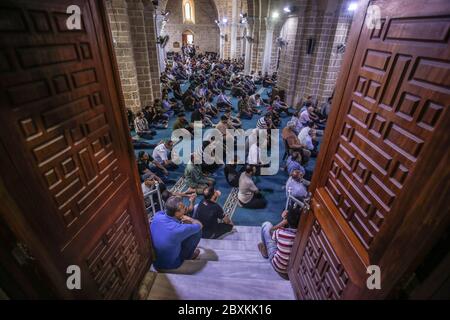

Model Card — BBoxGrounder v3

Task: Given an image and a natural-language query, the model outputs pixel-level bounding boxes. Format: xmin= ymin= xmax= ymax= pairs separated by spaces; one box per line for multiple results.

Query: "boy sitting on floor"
xmin=258 ymin=205 xmax=301 ymax=278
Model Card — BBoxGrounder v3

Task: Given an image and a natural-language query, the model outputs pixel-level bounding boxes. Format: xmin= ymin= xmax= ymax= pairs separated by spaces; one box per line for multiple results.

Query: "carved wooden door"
xmin=0 ymin=0 xmax=151 ymax=298
xmin=288 ymin=0 xmax=450 ymax=299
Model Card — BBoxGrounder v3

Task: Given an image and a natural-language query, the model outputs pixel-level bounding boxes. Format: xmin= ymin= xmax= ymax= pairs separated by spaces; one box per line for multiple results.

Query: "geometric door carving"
xmin=0 ymin=0 xmax=151 ymax=298
xmin=289 ymin=0 xmax=450 ymax=299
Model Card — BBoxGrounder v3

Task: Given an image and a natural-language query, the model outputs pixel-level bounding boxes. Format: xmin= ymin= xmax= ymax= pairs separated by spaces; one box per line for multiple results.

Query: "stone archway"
xmin=182 ymin=29 xmax=195 ymax=45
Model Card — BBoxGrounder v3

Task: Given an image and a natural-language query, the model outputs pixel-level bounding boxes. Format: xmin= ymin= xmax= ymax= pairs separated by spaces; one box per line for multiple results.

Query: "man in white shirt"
xmin=152 ymin=140 xmax=178 ymax=169
xmin=247 ymin=141 xmax=261 ymax=165
xmin=299 ymin=107 xmax=313 ymax=126
xmin=238 ymin=166 xmax=267 ymax=209
xmin=298 ymin=126 xmax=315 ymax=151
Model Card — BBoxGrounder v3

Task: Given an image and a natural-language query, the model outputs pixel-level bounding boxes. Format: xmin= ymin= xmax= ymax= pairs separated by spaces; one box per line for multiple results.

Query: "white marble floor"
xmin=146 ymin=225 xmax=296 ymax=300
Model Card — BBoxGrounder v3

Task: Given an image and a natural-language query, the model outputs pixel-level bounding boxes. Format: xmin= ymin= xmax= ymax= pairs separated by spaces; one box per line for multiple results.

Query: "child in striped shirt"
xmin=258 ymin=206 xmax=301 ymax=276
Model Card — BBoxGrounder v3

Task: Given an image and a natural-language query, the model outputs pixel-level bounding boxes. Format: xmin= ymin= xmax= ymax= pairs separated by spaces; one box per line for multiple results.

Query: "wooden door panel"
xmin=0 ymin=0 xmax=151 ymax=298
xmin=289 ymin=0 xmax=450 ymax=299
xmin=319 ymin=1 xmax=450 ymax=256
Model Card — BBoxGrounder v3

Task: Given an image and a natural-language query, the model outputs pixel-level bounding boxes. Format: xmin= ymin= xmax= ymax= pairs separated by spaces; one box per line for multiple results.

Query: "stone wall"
xmin=163 ymin=0 xmax=220 ymax=53
xmin=106 ymin=0 xmax=161 ymax=112
xmin=277 ymin=0 xmax=353 ymax=105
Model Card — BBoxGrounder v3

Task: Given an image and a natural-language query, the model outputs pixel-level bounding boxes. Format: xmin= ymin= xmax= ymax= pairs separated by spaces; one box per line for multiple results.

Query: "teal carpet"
xmin=133 ymin=82 xmax=317 ymax=226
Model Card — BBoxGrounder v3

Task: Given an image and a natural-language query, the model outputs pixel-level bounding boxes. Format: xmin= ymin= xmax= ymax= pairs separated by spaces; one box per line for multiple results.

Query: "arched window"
xmin=182 ymin=0 xmax=195 ymax=24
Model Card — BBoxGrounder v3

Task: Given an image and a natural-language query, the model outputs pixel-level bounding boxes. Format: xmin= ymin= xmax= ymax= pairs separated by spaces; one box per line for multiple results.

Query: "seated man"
xmin=173 ymin=113 xmax=193 ymax=133
xmin=192 ymin=106 xmax=214 ymax=127
xmin=282 ymin=121 xmax=311 ymax=165
xmin=184 ymin=154 xmax=215 ymax=194
xmin=152 ymin=140 xmax=178 ymax=170
xmin=286 ymin=152 xmax=305 ymax=176
xmin=298 ymin=125 xmax=318 ymax=157
xmin=285 ymin=169 xmax=309 ymax=201
xmin=196 ymin=186 xmax=233 ymax=239
xmin=271 ymin=96 xmax=291 ymax=117
xmin=224 ymin=158 xmax=244 ymax=188
xmin=290 ymin=110 xmax=303 ymax=135
xmin=215 ymin=115 xmax=234 ymax=139
xmin=137 ymin=151 xmax=169 ymax=182
xmin=299 ymin=106 xmax=313 ymax=127
xmin=248 ymin=93 xmax=266 ymax=110
xmin=204 ymin=96 xmax=219 ymax=117
xmin=216 ymin=90 xmax=233 ymax=111
xmin=258 ymin=205 xmax=300 ymax=277
xmin=144 ymin=104 xmax=169 ymax=129
xmin=223 ymin=109 xmax=241 ymax=128
xmin=182 ymin=90 xmax=196 ymax=111
xmin=238 ymin=165 xmax=267 ymax=209
xmin=134 ymin=111 xmax=155 ymax=140
xmin=150 ymin=196 xmax=203 ymax=270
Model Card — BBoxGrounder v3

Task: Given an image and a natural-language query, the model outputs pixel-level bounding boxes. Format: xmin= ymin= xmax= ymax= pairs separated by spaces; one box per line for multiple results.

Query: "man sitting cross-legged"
xmin=196 ymin=186 xmax=234 ymax=239
xmin=258 ymin=205 xmax=301 ymax=278
xmin=134 ymin=111 xmax=156 ymax=140
xmin=285 ymin=169 xmax=310 ymax=201
xmin=150 ymin=196 xmax=203 ymax=270
xmin=152 ymin=140 xmax=178 ymax=170
xmin=238 ymin=165 xmax=267 ymax=209
xmin=184 ymin=154 xmax=215 ymax=194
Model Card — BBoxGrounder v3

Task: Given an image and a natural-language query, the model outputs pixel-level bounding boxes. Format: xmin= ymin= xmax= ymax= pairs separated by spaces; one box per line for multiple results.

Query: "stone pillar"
xmin=217 ymin=21 xmax=227 ymax=59
xmin=155 ymin=13 xmax=167 ymax=72
xmin=243 ymin=19 xmax=253 ymax=73
xmin=106 ymin=0 xmax=141 ymax=112
xmin=143 ymin=2 xmax=161 ymax=99
xmin=230 ymin=0 xmax=239 ymax=59
xmin=262 ymin=16 xmax=276 ymax=74
xmin=128 ymin=0 xmax=154 ymax=106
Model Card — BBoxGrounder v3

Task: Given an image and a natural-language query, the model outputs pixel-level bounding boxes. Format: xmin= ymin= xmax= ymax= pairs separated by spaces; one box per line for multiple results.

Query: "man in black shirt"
xmin=196 ymin=186 xmax=233 ymax=239
xmin=191 ymin=106 xmax=204 ymax=123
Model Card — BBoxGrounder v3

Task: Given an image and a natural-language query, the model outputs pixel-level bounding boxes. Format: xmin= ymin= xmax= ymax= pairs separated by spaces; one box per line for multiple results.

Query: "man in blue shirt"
xmin=285 ymin=169 xmax=309 ymax=201
xmin=150 ymin=196 xmax=203 ymax=270
xmin=286 ymin=152 xmax=306 ymax=176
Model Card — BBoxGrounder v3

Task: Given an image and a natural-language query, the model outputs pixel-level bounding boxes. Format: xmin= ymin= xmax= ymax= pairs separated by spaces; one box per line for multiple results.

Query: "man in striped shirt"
xmin=258 ymin=206 xmax=300 ymax=276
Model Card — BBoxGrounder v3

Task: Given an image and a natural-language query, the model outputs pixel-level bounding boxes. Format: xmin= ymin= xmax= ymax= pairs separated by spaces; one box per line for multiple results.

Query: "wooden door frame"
xmin=289 ymin=0 xmax=450 ymax=299
xmin=0 ymin=0 xmax=152 ymax=299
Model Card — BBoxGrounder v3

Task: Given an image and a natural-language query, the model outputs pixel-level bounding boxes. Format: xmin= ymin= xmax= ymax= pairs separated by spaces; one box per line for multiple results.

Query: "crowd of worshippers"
xmin=126 ymin=52 xmax=333 ymax=278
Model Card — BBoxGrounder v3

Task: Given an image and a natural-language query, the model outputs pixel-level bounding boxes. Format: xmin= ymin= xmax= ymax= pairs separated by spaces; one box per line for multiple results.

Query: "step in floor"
xmin=157 ymin=260 xmax=283 ymax=281
xmin=234 ymin=225 xmax=261 ymax=233
xmin=148 ymin=273 xmax=295 ymax=300
xmin=199 ymin=238 xmax=260 ymax=252
xmin=218 ymin=230 xmax=261 ymax=241
xmin=196 ymin=247 xmax=266 ymax=262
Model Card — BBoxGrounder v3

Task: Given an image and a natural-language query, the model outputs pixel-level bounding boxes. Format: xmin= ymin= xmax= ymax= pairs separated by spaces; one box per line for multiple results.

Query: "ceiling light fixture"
xmin=348 ymin=2 xmax=358 ymax=11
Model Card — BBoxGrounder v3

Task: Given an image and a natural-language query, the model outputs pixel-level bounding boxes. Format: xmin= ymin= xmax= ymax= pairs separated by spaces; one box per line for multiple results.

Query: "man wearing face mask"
xmin=150 ymin=196 xmax=203 ymax=270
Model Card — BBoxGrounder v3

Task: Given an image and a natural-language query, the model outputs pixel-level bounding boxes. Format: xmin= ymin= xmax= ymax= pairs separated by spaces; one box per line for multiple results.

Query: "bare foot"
xmin=258 ymin=243 xmax=268 ymax=259
xmin=190 ymin=248 xmax=200 ymax=260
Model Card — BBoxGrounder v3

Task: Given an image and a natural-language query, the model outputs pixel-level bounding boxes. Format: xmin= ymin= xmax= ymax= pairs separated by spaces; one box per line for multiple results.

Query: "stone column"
xmin=262 ymin=16 xmax=276 ymax=74
xmin=243 ymin=18 xmax=253 ymax=74
xmin=106 ymin=0 xmax=141 ymax=112
xmin=230 ymin=0 xmax=239 ymax=59
xmin=155 ymin=12 xmax=167 ymax=72
xmin=128 ymin=0 xmax=154 ymax=106
xmin=217 ymin=21 xmax=227 ymax=59
xmin=143 ymin=2 xmax=162 ymax=99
